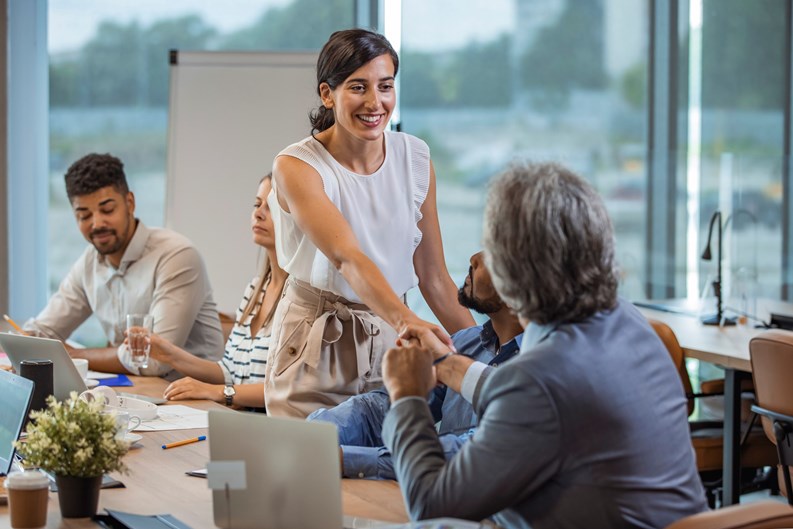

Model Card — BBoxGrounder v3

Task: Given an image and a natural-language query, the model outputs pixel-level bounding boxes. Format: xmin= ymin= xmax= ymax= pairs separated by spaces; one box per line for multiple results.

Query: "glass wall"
xmin=48 ymin=0 xmax=355 ymax=344
xmin=41 ymin=0 xmax=793 ymax=336
xmin=697 ymin=0 xmax=786 ymax=314
xmin=399 ymin=0 xmax=649 ymax=319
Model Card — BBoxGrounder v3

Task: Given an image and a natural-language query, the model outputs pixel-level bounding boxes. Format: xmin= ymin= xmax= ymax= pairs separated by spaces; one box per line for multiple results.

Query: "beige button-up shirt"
xmin=24 ymin=221 xmax=224 ymax=378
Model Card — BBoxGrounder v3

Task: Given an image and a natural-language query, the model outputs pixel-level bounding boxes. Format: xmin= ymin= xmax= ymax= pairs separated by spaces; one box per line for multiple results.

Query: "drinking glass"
xmin=126 ymin=314 xmax=153 ymax=368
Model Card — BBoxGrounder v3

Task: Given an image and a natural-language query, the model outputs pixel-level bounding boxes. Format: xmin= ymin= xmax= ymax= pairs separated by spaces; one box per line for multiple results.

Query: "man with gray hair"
xmin=383 ymin=163 xmax=707 ymax=528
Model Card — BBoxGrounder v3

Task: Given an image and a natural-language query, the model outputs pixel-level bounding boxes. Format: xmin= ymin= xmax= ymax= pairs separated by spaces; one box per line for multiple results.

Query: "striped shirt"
xmin=218 ymin=277 xmax=271 ymax=385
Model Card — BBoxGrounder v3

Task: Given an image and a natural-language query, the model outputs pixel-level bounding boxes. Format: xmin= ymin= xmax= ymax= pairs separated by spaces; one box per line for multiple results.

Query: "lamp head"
xmin=701 ymin=210 xmax=721 ymax=262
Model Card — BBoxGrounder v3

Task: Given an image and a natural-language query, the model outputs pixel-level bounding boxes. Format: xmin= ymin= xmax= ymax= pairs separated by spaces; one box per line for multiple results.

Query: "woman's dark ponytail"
xmin=310 ymin=105 xmax=335 ymax=134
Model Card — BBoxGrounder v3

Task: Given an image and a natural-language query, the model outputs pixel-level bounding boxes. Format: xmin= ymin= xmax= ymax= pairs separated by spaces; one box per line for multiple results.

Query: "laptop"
xmin=0 ymin=333 xmax=88 ymax=401
xmin=208 ymin=410 xmax=344 ymax=529
xmin=0 ymin=369 xmax=35 ymax=506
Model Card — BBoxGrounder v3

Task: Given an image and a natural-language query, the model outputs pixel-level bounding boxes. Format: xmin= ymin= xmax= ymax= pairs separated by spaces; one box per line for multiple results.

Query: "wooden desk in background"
xmin=0 ymin=376 xmax=408 ymax=528
xmin=638 ymin=299 xmax=793 ymax=507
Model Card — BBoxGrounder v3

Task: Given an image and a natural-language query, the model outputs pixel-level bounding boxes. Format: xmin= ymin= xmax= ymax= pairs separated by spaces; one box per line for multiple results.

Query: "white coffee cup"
xmin=103 ymin=409 xmax=141 ymax=440
xmin=71 ymin=358 xmax=89 ymax=380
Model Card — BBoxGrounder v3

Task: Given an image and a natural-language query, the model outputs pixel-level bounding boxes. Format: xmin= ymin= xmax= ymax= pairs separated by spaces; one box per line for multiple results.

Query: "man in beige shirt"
xmin=24 ymin=153 xmax=224 ymax=378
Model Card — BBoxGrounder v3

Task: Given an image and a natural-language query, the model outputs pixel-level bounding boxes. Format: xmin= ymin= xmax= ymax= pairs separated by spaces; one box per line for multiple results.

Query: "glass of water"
xmin=126 ymin=314 xmax=153 ymax=368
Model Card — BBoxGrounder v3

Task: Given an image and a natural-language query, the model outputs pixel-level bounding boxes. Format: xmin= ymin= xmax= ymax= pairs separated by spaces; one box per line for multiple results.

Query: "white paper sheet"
xmin=87 ymin=369 xmax=118 ymax=380
xmin=133 ymin=405 xmax=208 ymax=431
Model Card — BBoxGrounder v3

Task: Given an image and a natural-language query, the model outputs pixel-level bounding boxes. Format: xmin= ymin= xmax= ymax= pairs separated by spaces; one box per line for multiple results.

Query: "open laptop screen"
xmin=0 ymin=369 xmax=34 ymax=476
xmin=0 ymin=333 xmax=87 ymax=401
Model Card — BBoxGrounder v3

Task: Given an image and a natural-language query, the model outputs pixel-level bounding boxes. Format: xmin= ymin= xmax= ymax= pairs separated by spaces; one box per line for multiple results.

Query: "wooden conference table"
xmin=637 ymin=298 xmax=793 ymax=507
xmin=0 ymin=376 xmax=408 ymax=528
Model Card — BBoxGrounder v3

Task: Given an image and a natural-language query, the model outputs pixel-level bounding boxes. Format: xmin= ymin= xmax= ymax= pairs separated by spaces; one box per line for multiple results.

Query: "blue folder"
xmin=97 ymin=374 xmax=133 ymax=387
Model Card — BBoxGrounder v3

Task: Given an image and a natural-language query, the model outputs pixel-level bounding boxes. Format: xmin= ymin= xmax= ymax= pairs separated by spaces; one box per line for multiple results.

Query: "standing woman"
xmin=266 ymin=29 xmax=475 ymax=418
xmin=146 ymin=174 xmax=287 ymax=408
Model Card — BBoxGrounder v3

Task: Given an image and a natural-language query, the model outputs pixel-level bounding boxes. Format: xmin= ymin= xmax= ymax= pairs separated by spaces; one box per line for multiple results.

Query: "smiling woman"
xmin=264 ymin=29 xmax=475 ymax=418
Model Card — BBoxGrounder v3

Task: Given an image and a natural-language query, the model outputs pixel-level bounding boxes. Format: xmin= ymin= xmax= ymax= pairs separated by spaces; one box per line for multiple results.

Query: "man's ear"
xmin=319 ymin=82 xmax=334 ymax=109
xmin=126 ymin=191 xmax=136 ymax=216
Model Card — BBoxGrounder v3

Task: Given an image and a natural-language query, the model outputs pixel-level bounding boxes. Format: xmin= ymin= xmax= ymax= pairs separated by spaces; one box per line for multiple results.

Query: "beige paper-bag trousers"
xmin=264 ymin=277 xmax=398 ymax=418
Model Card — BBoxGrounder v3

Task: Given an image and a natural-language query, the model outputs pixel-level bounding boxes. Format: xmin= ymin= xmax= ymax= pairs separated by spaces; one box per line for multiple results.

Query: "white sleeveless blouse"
xmin=269 ymin=131 xmax=430 ymax=303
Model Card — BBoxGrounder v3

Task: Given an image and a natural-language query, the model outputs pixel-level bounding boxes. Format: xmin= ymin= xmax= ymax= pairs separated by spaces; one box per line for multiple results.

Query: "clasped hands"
xmin=383 ymin=320 xmax=455 ymax=402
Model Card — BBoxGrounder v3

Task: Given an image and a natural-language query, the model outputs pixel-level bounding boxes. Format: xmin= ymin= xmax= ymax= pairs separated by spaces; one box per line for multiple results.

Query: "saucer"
xmin=84 ymin=378 xmax=100 ymax=389
xmin=124 ymin=433 xmax=143 ymax=444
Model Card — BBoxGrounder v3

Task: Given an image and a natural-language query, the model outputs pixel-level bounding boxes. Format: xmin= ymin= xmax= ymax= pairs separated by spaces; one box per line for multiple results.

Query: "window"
xmin=695 ymin=0 xmax=786 ymax=308
xmin=48 ymin=0 xmax=355 ymax=344
xmin=25 ymin=0 xmax=793 ymax=340
xmin=400 ymin=0 xmax=649 ymax=320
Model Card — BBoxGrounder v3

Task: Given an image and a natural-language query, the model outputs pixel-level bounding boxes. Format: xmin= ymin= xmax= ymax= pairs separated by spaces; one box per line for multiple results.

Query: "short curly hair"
xmin=64 ymin=153 xmax=129 ymax=202
xmin=483 ymin=162 xmax=619 ymax=324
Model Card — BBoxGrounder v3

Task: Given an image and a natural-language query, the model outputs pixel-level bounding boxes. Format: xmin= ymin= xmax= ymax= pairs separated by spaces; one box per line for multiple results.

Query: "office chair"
xmin=664 ymin=500 xmax=793 ymax=529
xmin=648 ymin=319 xmax=777 ymax=507
xmin=749 ymin=329 xmax=793 ymax=504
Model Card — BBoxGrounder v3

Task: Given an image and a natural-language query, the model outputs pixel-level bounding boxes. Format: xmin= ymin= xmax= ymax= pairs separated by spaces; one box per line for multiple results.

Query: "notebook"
xmin=0 ymin=369 xmax=35 ymax=503
xmin=208 ymin=410 xmax=344 ymax=529
xmin=0 ymin=332 xmax=88 ymax=401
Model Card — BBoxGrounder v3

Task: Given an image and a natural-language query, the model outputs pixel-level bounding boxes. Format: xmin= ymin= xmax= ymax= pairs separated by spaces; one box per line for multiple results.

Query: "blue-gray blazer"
xmin=383 ymin=299 xmax=708 ymax=529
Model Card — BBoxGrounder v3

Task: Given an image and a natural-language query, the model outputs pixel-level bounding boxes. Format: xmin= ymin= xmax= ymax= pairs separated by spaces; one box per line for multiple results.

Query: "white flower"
xmin=14 ymin=394 xmax=129 ymax=477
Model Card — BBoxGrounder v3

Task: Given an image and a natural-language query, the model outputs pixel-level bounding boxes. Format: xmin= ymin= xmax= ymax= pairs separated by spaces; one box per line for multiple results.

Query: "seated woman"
xmin=147 ymin=174 xmax=287 ymax=408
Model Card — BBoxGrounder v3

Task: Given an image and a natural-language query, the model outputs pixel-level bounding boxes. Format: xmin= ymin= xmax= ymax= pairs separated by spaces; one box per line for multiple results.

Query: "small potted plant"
xmin=15 ymin=392 xmax=129 ymax=518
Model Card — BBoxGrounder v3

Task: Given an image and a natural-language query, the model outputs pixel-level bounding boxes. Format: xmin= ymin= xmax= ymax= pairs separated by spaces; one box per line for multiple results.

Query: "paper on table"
xmin=87 ymin=369 xmax=118 ymax=380
xmin=134 ymin=405 xmax=208 ymax=431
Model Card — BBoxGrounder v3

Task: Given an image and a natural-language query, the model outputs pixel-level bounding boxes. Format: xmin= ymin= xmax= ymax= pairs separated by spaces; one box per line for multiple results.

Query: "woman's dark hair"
xmin=64 ymin=153 xmax=129 ymax=203
xmin=310 ymin=29 xmax=399 ymax=134
xmin=483 ymin=162 xmax=619 ymax=324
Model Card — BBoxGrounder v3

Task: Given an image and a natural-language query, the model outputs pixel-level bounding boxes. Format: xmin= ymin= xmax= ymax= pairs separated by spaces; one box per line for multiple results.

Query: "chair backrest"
xmin=648 ymin=319 xmax=695 ymax=417
xmin=750 ymin=329 xmax=793 ymax=438
xmin=749 ymin=329 xmax=793 ymax=498
xmin=664 ymin=500 xmax=793 ymax=529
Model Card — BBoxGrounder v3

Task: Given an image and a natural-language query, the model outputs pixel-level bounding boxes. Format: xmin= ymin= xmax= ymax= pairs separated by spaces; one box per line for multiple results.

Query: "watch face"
xmin=224 ymin=386 xmax=235 ymax=397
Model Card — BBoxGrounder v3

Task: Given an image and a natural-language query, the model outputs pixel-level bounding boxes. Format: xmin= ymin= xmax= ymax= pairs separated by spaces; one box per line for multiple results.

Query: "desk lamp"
xmin=701 ymin=210 xmax=736 ymax=326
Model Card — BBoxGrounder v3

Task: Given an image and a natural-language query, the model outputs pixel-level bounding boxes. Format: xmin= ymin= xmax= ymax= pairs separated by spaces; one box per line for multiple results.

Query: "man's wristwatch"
xmin=223 ymin=384 xmax=236 ymax=407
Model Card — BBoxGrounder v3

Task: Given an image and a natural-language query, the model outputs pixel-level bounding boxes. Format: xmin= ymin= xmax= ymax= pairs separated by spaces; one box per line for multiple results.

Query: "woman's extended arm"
xmin=163 ymin=378 xmax=265 ymax=408
xmin=148 ymin=334 xmax=225 ymax=384
xmin=413 ymin=163 xmax=475 ymax=334
xmin=273 ymin=155 xmax=453 ymax=348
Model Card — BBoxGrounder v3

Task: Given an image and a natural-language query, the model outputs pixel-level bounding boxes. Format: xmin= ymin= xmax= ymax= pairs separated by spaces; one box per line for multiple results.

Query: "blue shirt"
xmin=307 ymin=321 xmax=522 ymax=480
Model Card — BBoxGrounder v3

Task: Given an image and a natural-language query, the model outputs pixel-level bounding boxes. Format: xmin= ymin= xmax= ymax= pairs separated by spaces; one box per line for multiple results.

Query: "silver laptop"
xmin=0 ymin=369 xmax=34 ymax=477
xmin=0 ymin=333 xmax=87 ymax=401
xmin=208 ymin=410 xmax=344 ymax=529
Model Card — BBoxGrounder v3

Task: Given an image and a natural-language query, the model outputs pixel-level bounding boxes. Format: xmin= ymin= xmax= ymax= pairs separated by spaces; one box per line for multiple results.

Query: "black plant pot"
xmin=55 ymin=474 xmax=102 ymax=518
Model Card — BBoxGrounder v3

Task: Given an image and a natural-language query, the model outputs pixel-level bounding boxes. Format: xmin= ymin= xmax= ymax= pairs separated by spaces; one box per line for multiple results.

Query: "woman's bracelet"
xmin=432 ymin=351 xmax=456 ymax=366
